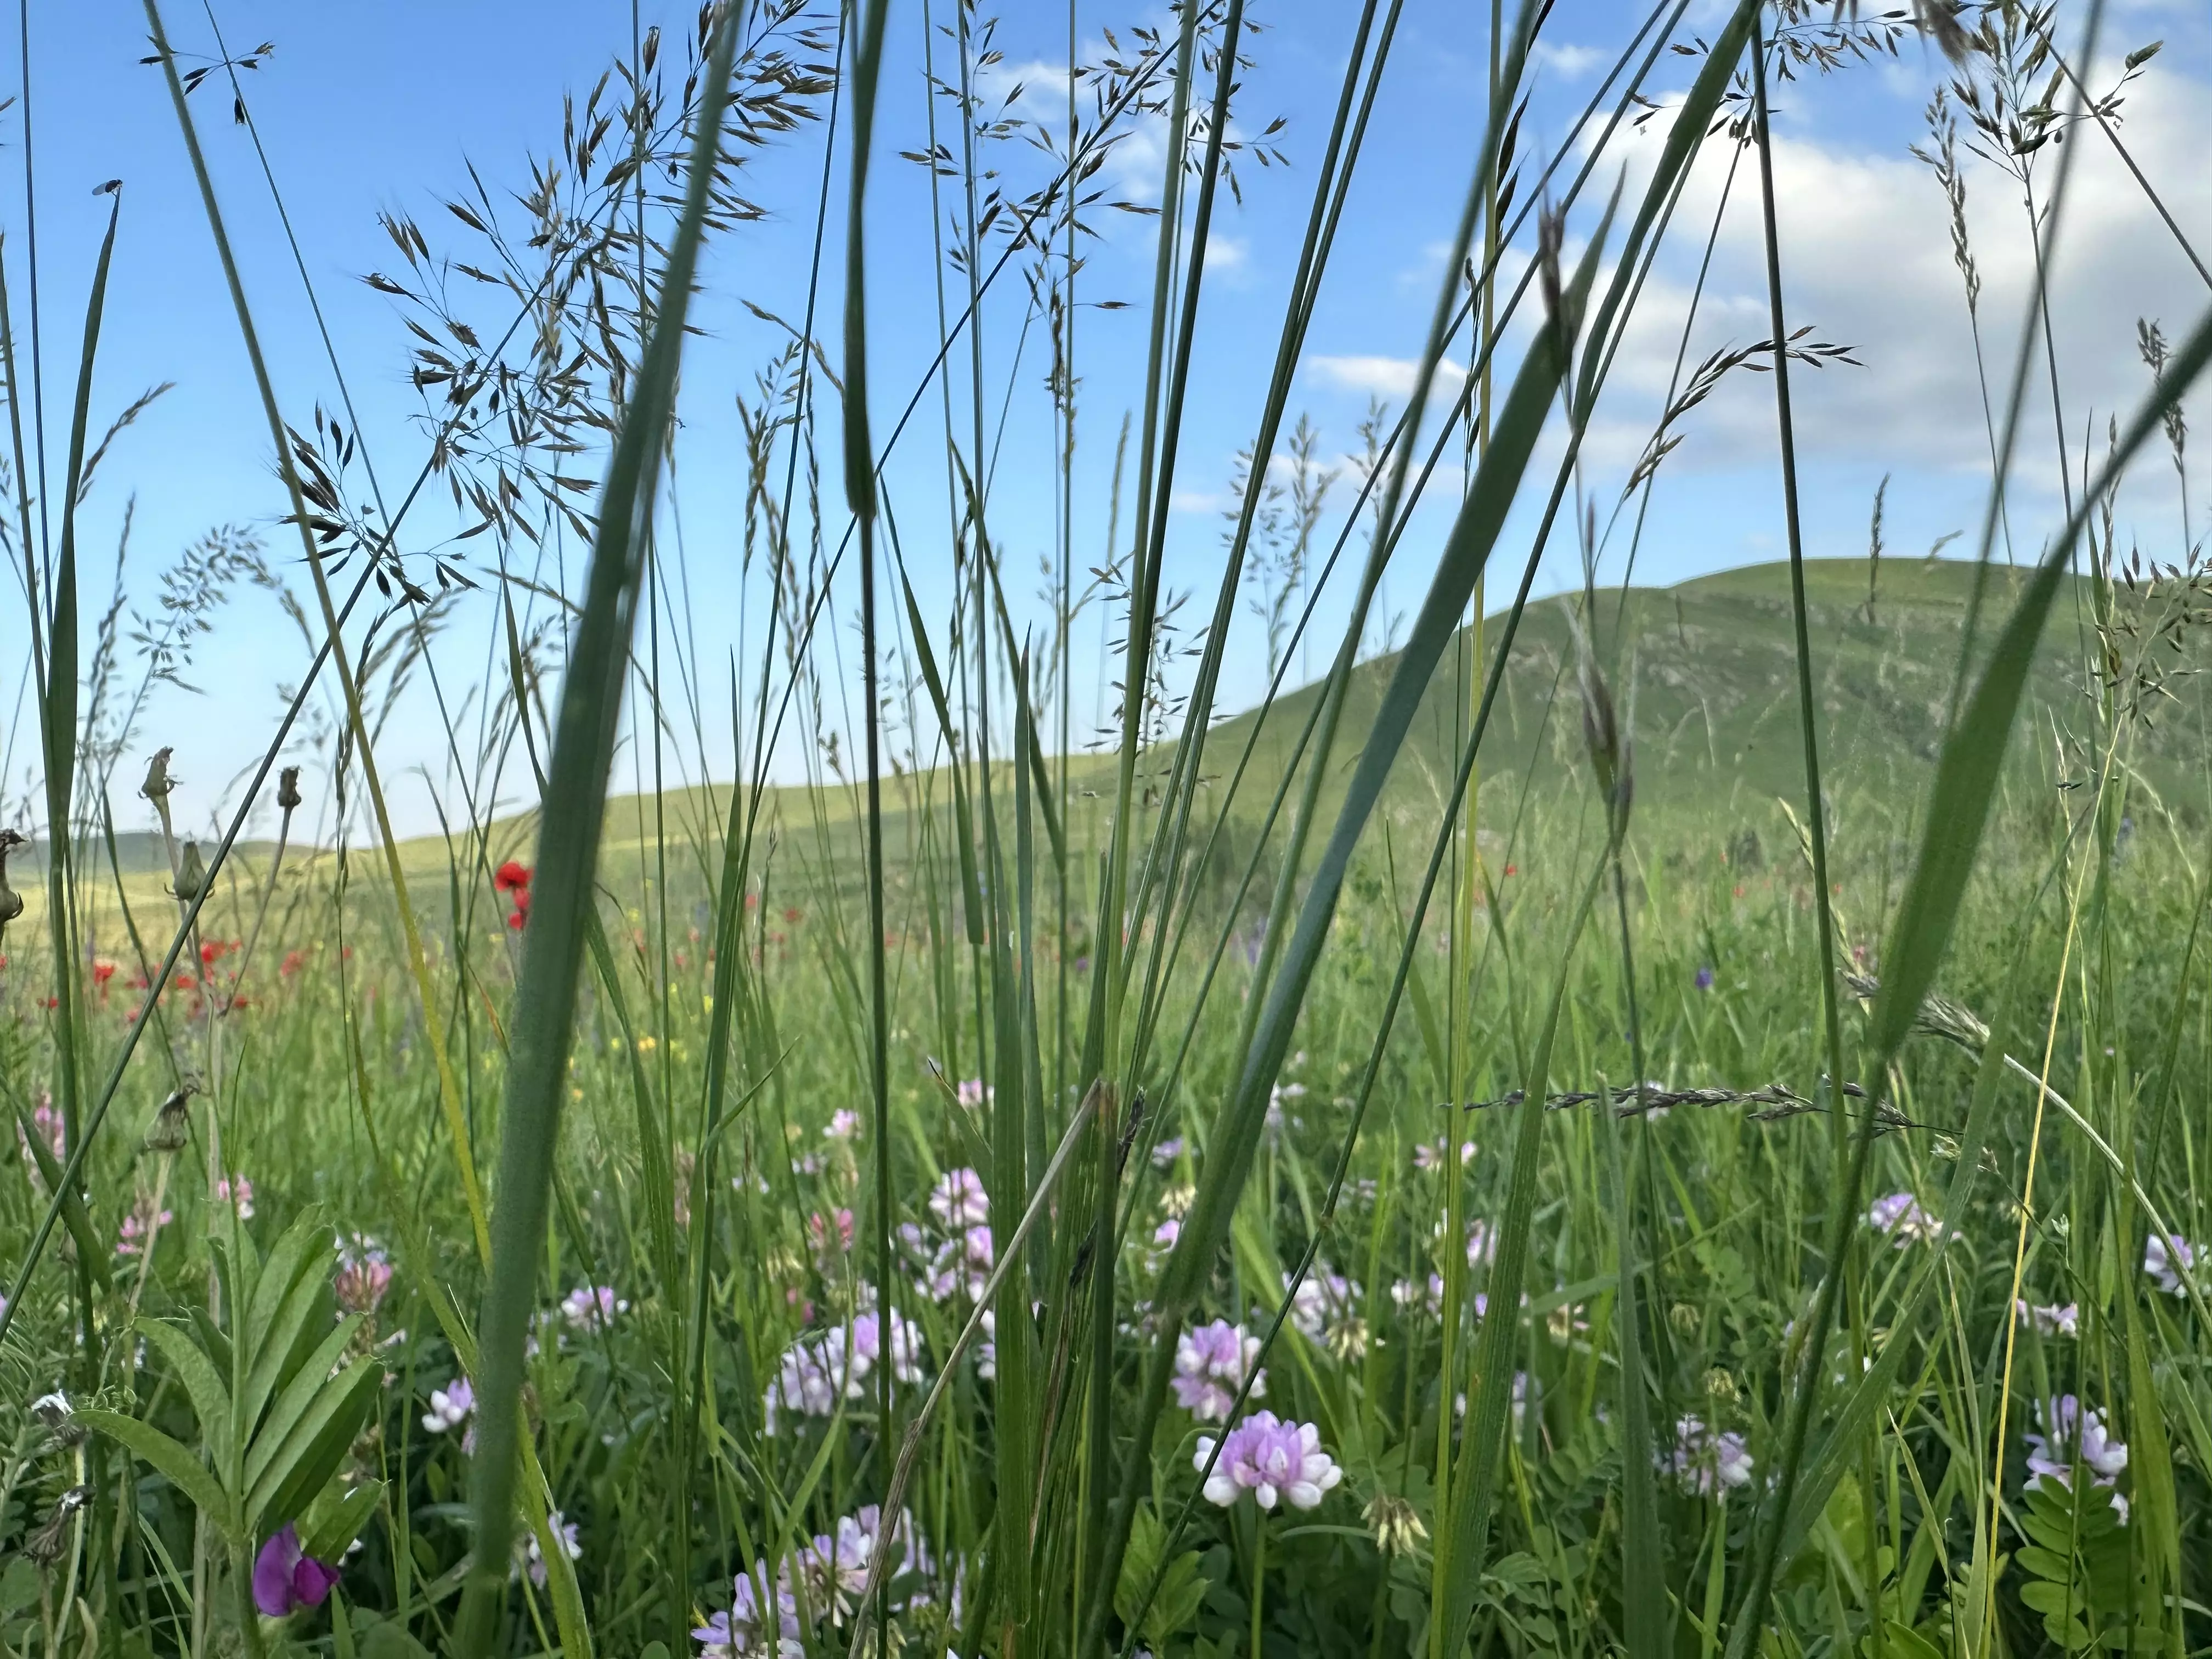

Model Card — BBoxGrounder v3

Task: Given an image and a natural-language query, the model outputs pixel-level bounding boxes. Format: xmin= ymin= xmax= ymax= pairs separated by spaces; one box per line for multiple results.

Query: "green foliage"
xmin=2016 ymin=1479 xmax=2158 ymax=1652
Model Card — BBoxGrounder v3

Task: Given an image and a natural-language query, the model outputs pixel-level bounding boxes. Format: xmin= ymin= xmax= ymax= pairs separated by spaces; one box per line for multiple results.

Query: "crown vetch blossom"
xmin=928 ymin=1166 xmax=989 ymax=1228
xmin=1865 ymin=1192 xmax=1953 ymax=1245
xmin=1194 ymin=1412 xmax=1342 ymax=1510
xmin=1663 ymin=1414 xmax=1754 ymax=1497
xmin=2145 ymin=1232 xmax=2198 ymax=1296
xmin=1171 ymin=1318 xmax=1266 ymax=1421
xmin=2025 ymin=1393 xmax=2129 ymax=1520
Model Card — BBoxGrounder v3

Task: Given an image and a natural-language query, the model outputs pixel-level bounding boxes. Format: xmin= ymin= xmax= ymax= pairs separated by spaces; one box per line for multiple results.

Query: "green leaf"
xmin=134 ymin=1318 xmax=233 ymax=1471
xmin=455 ymin=9 xmax=743 ymax=1646
xmin=252 ymin=1355 xmax=380 ymax=1532
xmin=240 ymin=1254 xmax=335 ymax=1445
xmin=300 ymin=1477 xmax=385 ymax=1566
xmin=244 ymin=1313 xmax=364 ymax=1494
xmin=77 ymin=1406 xmax=229 ymax=1535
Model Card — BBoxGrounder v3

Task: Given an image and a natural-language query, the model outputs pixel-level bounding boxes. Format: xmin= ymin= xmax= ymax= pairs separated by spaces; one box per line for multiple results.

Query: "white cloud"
xmin=1306 ymin=353 xmax=1471 ymax=401
xmin=1532 ymin=42 xmax=1606 ymax=80
xmin=1571 ymin=63 xmax=2212 ymax=522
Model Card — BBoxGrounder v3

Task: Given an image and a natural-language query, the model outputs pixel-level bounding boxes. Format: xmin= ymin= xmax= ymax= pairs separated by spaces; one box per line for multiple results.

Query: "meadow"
xmin=4 ymin=1 xmax=2212 ymax=1656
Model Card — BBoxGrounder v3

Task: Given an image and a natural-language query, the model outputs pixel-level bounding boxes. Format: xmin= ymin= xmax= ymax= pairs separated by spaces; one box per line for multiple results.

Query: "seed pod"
xmin=277 ymin=765 xmax=302 ymax=812
xmin=24 ymin=1485 xmax=90 ymax=1566
xmin=174 ymin=840 xmax=207 ymax=904
xmin=140 ymin=747 xmax=177 ymax=803
xmin=143 ymin=1086 xmax=193 ymax=1155
xmin=0 ymin=828 xmax=25 ymax=926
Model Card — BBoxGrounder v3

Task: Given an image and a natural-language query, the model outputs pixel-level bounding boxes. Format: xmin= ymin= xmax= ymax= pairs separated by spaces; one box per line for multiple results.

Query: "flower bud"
xmin=277 ymin=765 xmax=302 ymax=812
xmin=174 ymin=841 xmax=207 ymax=904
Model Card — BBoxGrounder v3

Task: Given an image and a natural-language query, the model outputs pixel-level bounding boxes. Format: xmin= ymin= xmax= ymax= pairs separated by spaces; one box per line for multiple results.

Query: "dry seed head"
xmin=143 ymin=1086 xmax=194 ymax=1156
xmin=174 ymin=841 xmax=207 ymax=904
xmin=140 ymin=747 xmax=176 ymax=803
xmin=276 ymin=765 xmax=302 ymax=812
xmin=0 ymin=829 xmax=24 ymax=926
xmin=25 ymin=1485 xmax=90 ymax=1566
xmin=1363 ymin=1492 xmax=1428 ymax=1556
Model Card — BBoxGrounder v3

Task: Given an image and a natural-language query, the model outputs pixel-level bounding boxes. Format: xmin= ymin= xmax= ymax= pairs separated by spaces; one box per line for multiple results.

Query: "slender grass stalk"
xmin=454 ymin=8 xmax=740 ymax=1647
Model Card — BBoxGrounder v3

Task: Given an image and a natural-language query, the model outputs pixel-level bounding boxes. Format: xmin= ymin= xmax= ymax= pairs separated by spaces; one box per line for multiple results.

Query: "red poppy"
xmin=280 ymin=950 xmax=306 ymax=977
xmin=506 ymin=887 xmax=532 ymax=930
xmin=41 ymin=995 xmax=57 ymax=1009
xmin=783 ymin=906 xmax=803 ymax=924
xmin=175 ymin=973 xmax=197 ymax=990
xmin=201 ymin=941 xmax=222 ymax=966
xmin=494 ymin=861 xmax=532 ymax=894
xmin=92 ymin=961 xmax=116 ymax=986
xmin=1503 ymin=864 xmax=1517 ymax=877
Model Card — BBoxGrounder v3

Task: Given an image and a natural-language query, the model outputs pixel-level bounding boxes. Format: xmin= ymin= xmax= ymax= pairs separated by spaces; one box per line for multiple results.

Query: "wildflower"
xmin=1694 ymin=964 xmax=1714 ymax=991
xmin=217 ymin=1174 xmax=255 ymax=1220
xmin=2025 ymin=1394 xmax=2129 ymax=1521
xmin=1194 ymin=1412 xmax=1342 ymax=1510
xmin=336 ymin=1236 xmax=392 ymax=1313
xmin=251 ymin=1524 xmax=341 ymax=1616
xmin=763 ymin=1337 xmax=840 ymax=1430
xmin=2015 ymin=1300 xmax=2079 ymax=1337
xmin=1463 ymin=1219 xmax=1497 ymax=1267
xmin=1150 ymin=1136 xmax=1186 ymax=1168
xmin=825 ymin=1109 xmax=860 ymax=1142
xmin=1664 ymin=1414 xmax=1754 ymax=1497
xmin=1865 ymin=1192 xmax=1952 ymax=1246
xmin=1391 ymin=1274 xmax=1445 ymax=1319
xmin=849 ymin=1310 xmax=925 ymax=1385
xmin=524 ymin=1513 xmax=582 ymax=1586
xmin=974 ymin=1309 xmax=998 ymax=1380
xmin=1170 ymin=1319 xmax=1265 ymax=1421
xmin=17 ymin=1097 xmax=64 ymax=1165
xmin=694 ymin=1561 xmax=801 ymax=1656
xmin=279 ymin=950 xmax=306 ymax=978
xmin=1152 ymin=1217 xmax=1181 ymax=1252
xmin=2145 ymin=1232 xmax=2198 ymax=1296
xmin=559 ymin=1285 xmax=628 ymax=1330
xmin=116 ymin=1195 xmax=173 ymax=1257
xmin=808 ymin=1209 xmax=855 ymax=1261
xmin=1285 ymin=1268 xmax=1358 ymax=1352
xmin=920 ymin=1226 xmax=992 ymax=1304
xmin=928 ymin=1167 xmax=989 ymax=1229
xmin=1159 ymin=1181 xmax=1196 ymax=1219
xmin=91 ymin=960 xmax=116 ymax=990
xmin=956 ymin=1078 xmax=992 ymax=1108
xmin=1413 ymin=1138 xmax=1473 ymax=1172
xmin=494 ymin=860 xmax=532 ymax=894
xmin=422 ymin=1378 xmax=475 ymax=1434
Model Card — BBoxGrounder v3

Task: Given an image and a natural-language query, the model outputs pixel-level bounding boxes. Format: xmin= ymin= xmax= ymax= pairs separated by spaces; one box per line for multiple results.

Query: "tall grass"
xmin=2 ymin=2 xmax=2211 ymax=1657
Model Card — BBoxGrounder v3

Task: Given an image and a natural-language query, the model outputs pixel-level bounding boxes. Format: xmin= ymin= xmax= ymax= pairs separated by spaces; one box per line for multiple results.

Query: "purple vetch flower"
xmin=217 ymin=1175 xmax=255 ymax=1219
xmin=1390 ymin=1273 xmax=1446 ymax=1319
xmin=928 ymin=1167 xmax=989 ymax=1229
xmin=1170 ymin=1319 xmax=1265 ymax=1421
xmin=115 ymin=1197 xmax=173 ymax=1258
xmin=2025 ymin=1394 xmax=2129 ymax=1520
xmin=975 ymin=1309 xmax=998 ymax=1380
xmin=955 ymin=1079 xmax=993 ymax=1108
xmin=1285 ymin=1268 xmax=1359 ymax=1354
xmin=1412 ymin=1138 xmax=1473 ymax=1173
xmin=251 ymin=1524 xmax=341 ymax=1617
xmin=849 ymin=1310 xmax=926 ymax=1385
xmin=1663 ymin=1414 xmax=1754 ymax=1498
xmin=1151 ymin=1217 xmax=1181 ymax=1254
xmin=559 ymin=1285 xmax=629 ymax=1330
xmin=1694 ymin=964 xmax=1714 ymax=991
xmin=763 ymin=1335 xmax=840 ymax=1431
xmin=824 ymin=1109 xmax=860 ymax=1142
xmin=1865 ymin=1192 xmax=1953 ymax=1246
xmin=524 ymin=1512 xmax=582 ymax=1586
xmin=2015 ymin=1300 xmax=2079 ymax=1337
xmin=422 ymin=1378 xmax=475 ymax=1435
xmin=2145 ymin=1232 xmax=2198 ymax=1296
xmin=1150 ymin=1136 xmax=1186 ymax=1169
xmin=335 ymin=1235 xmax=392 ymax=1314
xmin=693 ymin=1559 xmax=800 ymax=1655
xmin=1194 ymin=1412 xmax=1342 ymax=1510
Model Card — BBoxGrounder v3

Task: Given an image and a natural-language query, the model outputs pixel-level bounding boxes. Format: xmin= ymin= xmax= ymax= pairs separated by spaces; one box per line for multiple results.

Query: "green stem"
xmin=1250 ymin=1508 xmax=1266 ymax=1659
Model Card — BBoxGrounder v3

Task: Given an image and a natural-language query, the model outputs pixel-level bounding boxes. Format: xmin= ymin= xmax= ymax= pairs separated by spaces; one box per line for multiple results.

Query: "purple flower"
xmin=1150 ymin=1136 xmax=1186 ymax=1169
xmin=2015 ymin=1300 xmax=2079 ymax=1337
xmin=694 ymin=1559 xmax=799 ymax=1655
xmin=1194 ymin=1412 xmax=1342 ymax=1510
xmin=559 ymin=1285 xmax=628 ymax=1330
xmin=824 ymin=1109 xmax=860 ymax=1142
xmin=1865 ymin=1192 xmax=1951 ymax=1246
xmin=524 ymin=1512 xmax=581 ymax=1586
xmin=2145 ymin=1232 xmax=2197 ymax=1296
xmin=422 ymin=1378 xmax=475 ymax=1434
xmin=1286 ymin=1268 xmax=1358 ymax=1351
xmin=1170 ymin=1319 xmax=1265 ymax=1421
xmin=251 ymin=1525 xmax=340 ymax=1618
xmin=2025 ymin=1394 xmax=2129 ymax=1520
xmin=955 ymin=1079 xmax=993 ymax=1108
xmin=1663 ymin=1415 xmax=1753 ymax=1498
xmin=335 ymin=1235 xmax=392 ymax=1314
xmin=928 ymin=1167 xmax=989 ymax=1229
xmin=217 ymin=1175 xmax=255 ymax=1219
xmin=1694 ymin=964 xmax=1714 ymax=991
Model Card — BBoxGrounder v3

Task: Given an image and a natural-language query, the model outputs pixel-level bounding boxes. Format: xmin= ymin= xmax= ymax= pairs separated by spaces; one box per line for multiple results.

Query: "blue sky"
xmin=6 ymin=0 xmax=2209 ymax=845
